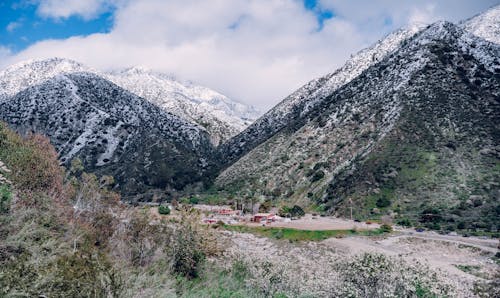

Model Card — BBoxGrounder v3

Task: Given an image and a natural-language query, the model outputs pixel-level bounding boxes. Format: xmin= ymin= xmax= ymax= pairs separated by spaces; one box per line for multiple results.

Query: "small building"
xmin=202 ymin=218 xmax=217 ymax=224
xmin=252 ymin=213 xmax=275 ymax=223
xmin=218 ymin=209 xmax=241 ymax=216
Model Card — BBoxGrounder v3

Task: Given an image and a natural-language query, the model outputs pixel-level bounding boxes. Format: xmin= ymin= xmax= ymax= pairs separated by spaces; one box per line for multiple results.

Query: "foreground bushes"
xmin=0 ymin=123 xmax=219 ymax=296
xmin=0 ymin=122 xmax=64 ymax=196
xmin=0 ymin=123 xmax=465 ymax=297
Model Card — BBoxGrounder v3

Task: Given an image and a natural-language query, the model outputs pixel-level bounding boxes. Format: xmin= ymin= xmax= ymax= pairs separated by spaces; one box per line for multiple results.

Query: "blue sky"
xmin=0 ymin=0 xmax=113 ymax=52
xmin=0 ymin=0 xmax=498 ymax=109
xmin=303 ymin=0 xmax=334 ymax=30
xmin=1 ymin=0 xmax=335 ymax=52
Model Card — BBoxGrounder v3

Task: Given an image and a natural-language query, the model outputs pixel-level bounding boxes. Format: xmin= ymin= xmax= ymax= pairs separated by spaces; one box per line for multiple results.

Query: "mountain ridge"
xmin=0 ymin=71 xmax=219 ymax=200
xmin=460 ymin=4 xmax=500 ymax=44
xmin=219 ymin=23 xmax=426 ymax=166
xmin=0 ymin=58 xmax=259 ymax=145
xmin=105 ymin=67 xmax=260 ymax=145
xmin=215 ymin=20 xmax=499 ymax=230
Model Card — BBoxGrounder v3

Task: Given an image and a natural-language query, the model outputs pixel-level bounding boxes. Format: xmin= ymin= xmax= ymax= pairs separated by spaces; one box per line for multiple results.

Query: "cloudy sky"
xmin=0 ymin=0 xmax=498 ymax=109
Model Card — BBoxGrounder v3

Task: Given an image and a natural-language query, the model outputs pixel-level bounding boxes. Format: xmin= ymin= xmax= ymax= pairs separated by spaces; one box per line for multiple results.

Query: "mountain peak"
xmin=0 ymin=57 xmax=260 ymax=145
xmin=460 ymin=4 xmax=500 ymax=44
xmin=219 ymin=20 xmax=426 ymax=165
xmin=0 ymin=57 xmax=90 ymax=100
xmin=216 ymin=15 xmax=499 ymax=225
xmin=105 ymin=67 xmax=260 ymax=145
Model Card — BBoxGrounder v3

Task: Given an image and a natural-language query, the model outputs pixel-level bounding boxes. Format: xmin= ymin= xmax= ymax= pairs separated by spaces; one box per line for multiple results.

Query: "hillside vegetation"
xmin=1 ymin=122 xmax=473 ymax=297
xmin=216 ymin=22 xmax=500 ymax=234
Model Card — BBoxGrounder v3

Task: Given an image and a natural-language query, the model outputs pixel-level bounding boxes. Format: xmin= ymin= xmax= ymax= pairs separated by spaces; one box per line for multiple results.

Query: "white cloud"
xmin=0 ymin=46 xmax=13 ymax=67
xmin=408 ymin=4 xmax=438 ymax=25
xmin=2 ymin=0 xmax=498 ymax=109
xmin=35 ymin=0 xmax=118 ymax=20
xmin=6 ymin=21 xmax=22 ymax=32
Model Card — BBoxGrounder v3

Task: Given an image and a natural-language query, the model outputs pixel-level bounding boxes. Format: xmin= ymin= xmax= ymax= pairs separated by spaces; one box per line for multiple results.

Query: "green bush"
xmin=0 ymin=184 xmax=12 ymax=213
xmin=172 ymin=226 xmax=206 ymax=278
xmin=259 ymin=200 xmax=272 ymax=212
xmin=397 ymin=218 xmax=412 ymax=227
xmin=158 ymin=205 xmax=171 ymax=215
xmin=380 ymin=224 xmax=393 ymax=233
xmin=420 ymin=208 xmax=442 ymax=223
xmin=310 ymin=170 xmax=325 ymax=182
xmin=279 ymin=206 xmax=291 ymax=217
xmin=376 ymin=196 xmax=391 ymax=208
xmin=290 ymin=205 xmax=305 ymax=218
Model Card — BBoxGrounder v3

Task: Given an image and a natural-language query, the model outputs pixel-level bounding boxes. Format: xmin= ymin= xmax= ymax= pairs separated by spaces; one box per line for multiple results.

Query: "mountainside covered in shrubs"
xmin=0 ymin=122 xmax=222 ymax=296
xmin=106 ymin=67 xmax=260 ymax=145
xmin=219 ymin=23 xmax=424 ymax=166
xmin=216 ymin=21 xmax=500 ymax=232
xmin=0 ymin=72 xmax=219 ymax=201
xmin=2 ymin=122 xmax=477 ymax=297
xmin=2 ymin=122 xmax=473 ymax=297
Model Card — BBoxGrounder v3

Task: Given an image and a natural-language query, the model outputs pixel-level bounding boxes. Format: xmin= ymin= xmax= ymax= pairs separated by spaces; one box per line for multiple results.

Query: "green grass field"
xmin=223 ymin=225 xmax=386 ymax=241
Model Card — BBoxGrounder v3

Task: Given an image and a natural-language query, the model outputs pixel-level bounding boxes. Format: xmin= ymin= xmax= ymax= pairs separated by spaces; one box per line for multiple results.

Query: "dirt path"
xmin=322 ymin=232 xmax=499 ymax=282
xmin=239 ymin=214 xmax=381 ymax=230
xmin=395 ymin=229 xmax=499 ymax=251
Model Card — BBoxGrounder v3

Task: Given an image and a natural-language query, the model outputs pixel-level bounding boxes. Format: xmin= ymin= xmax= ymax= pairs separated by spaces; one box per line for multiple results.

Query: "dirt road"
xmin=322 ymin=231 xmax=499 ymax=282
xmin=239 ymin=214 xmax=381 ymax=230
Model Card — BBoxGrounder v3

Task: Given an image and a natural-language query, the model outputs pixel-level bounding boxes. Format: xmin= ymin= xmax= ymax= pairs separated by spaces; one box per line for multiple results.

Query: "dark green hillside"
xmin=216 ymin=22 xmax=500 ymax=233
xmin=0 ymin=73 xmax=219 ymax=202
xmin=323 ymin=38 xmax=500 ymax=231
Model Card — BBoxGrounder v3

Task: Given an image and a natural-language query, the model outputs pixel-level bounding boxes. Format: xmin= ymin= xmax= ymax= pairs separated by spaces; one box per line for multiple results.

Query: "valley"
xmin=0 ymin=3 xmax=499 ymax=297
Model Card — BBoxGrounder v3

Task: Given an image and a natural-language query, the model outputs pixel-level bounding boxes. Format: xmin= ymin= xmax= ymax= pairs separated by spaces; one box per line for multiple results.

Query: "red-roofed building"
xmin=252 ymin=213 xmax=275 ymax=223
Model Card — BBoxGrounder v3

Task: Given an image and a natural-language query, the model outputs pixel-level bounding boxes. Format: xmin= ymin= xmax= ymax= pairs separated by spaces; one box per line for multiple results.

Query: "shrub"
xmin=425 ymin=222 xmax=441 ymax=230
xmin=420 ymin=208 xmax=442 ymax=223
xmin=310 ymin=170 xmax=325 ymax=182
xmin=46 ymin=250 xmax=123 ymax=298
xmin=0 ymin=123 xmax=64 ymax=195
xmin=259 ymin=200 xmax=272 ymax=213
xmin=0 ymin=184 xmax=12 ymax=213
xmin=380 ymin=224 xmax=393 ymax=233
xmin=290 ymin=205 xmax=305 ymax=218
xmin=376 ymin=196 xmax=391 ymax=208
xmin=158 ymin=205 xmax=171 ymax=215
xmin=279 ymin=205 xmax=291 ymax=217
xmin=171 ymin=225 xmax=206 ymax=278
xmin=397 ymin=218 xmax=412 ymax=227
xmin=333 ymin=253 xmax=451 ymax=297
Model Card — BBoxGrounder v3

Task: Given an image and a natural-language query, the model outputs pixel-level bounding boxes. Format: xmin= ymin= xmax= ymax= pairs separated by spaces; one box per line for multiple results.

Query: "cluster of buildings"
xmin=196 ymin=204 xmax=282 ymax=225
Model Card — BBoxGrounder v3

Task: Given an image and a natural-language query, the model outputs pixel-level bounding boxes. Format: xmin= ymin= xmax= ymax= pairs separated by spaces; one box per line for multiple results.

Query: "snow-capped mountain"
xmin=219 ymin=23 xmax=426 ymax=165
xmin=0 ymin=58 xmax=259 ymax=145
xmin=0 ymin=58 xmax=88 ymax=101
xmin=0 ymin=71 xmax=219 ymax=201
xmin=220 ymin=5 xmax=500 ymax=166
xmin=105 ymin=68 xmax=260 ymax=145
xmin=216 ymin=17 xmax=499 ymax=227
xmin=461 ymin=5 xmax=500 ymax=44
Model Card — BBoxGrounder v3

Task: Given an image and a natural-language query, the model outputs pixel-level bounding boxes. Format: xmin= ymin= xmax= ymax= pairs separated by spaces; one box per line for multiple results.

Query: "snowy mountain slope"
xmin=219 ymin=23 xmax=425 ymax=165
xmin=461 ymin=4 xmax=500 ymax=44
xmin=0 ymin=58 xmax=88 ymax=101
xmin=0 ymin=58 xmax=258 ymax=145
xmin=104 ymin=68 xmax=260 ymax=145
xmin=216 ymin=21 xmax=500 ymax=229
xmin=0 ymin=72 xmax=219 ymax=201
